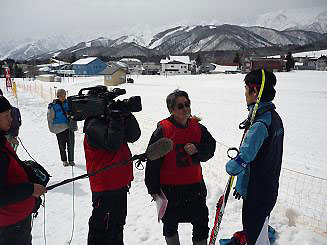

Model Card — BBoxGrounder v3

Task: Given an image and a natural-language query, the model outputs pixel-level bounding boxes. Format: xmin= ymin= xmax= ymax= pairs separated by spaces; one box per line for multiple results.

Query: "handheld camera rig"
xmin=67 ymin=85 xmax=142 ymax=121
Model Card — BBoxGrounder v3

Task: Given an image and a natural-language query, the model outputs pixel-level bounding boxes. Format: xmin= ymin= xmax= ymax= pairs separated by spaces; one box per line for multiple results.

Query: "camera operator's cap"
xmin=56 ymin=89 xmax=66 ymax=97
xmin=0 ymin=96 xmax=12 ymax=113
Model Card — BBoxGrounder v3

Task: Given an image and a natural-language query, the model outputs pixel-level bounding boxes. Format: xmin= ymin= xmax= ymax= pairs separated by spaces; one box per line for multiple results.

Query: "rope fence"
xmin=273 ymin=167 xmax=327 ymax=234
xmin=15 ymin=79 xmax=327 ymax=235
xmin=209 ymin=142 xmax=327 ymax=235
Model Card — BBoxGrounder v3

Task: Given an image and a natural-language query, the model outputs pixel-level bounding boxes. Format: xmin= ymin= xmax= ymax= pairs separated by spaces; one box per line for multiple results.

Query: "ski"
xmin=209 ymin=69 xmax=266 ymax=245
xmin=209 ymin=176 xmax=234 ymax=245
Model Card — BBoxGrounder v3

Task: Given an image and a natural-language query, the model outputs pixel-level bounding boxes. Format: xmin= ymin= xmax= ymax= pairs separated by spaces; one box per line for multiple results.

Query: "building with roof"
xmin=242 ymin=57 xmax=285 ymax=73
xmin=72 ymin=57 xmax=107 ymax=76
xmin=101 ymin=62 xmax=127 ymax=86
xmin=119 ymin=58 xmax=143 ymax=75
xmin=160 ymin=55 xmax=191 ymax=75
xmin=316 ymin=56 xmax=327 ymax=71
xmin=294 ymin=57 xmax=317 ymax=70
xmin=142 ymin=62 xmax=161 ymax=75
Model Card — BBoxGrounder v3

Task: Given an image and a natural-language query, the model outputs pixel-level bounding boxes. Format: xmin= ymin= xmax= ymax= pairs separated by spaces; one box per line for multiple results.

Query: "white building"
xmin=160 ymin=55 xmax=191 ymax=75
xmin=119 ymin=58 xmax=143 ymax=75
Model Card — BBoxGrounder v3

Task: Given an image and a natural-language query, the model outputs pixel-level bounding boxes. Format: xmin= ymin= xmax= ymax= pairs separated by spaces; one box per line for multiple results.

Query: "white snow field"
xmin=2 ymin=70 xmax=327 ymax=244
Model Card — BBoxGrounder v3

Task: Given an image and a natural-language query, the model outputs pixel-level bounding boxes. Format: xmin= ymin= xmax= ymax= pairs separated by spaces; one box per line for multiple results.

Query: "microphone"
xmin=146 ymin=137 xmax=173 ymax=160
xmin=133 ymin=137 xmax=173 ymax=161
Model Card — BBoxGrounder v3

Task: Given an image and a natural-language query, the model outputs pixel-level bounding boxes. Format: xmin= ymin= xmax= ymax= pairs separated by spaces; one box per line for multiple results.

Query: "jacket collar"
xmin=247 ymin=101 xmax=275 ymax=117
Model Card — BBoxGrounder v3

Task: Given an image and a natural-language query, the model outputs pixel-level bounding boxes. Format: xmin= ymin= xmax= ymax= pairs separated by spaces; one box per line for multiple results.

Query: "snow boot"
xmin=165 ymin=233 xmax=180 ymax=245
xmin=193 ymin=239 xmax=207 ymax=245
xmin=63 ymin=161 xmax=69 ymax=167
xmin=69 ymin=161 xmax=75 ymax=166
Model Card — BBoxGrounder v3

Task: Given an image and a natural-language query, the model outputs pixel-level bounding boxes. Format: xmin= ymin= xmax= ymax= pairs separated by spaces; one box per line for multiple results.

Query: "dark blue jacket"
xmin=235 ymin=102 xmax=284 ymax=205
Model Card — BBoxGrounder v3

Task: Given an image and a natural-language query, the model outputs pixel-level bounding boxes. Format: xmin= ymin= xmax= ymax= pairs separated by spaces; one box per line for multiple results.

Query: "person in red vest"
xmin=0 ymin=96 xmax=47 ymax=245
xmin=145 ymin=89 xmax=216 ymax=245
xmin=83 ymin=107 xmax=141 ymax=245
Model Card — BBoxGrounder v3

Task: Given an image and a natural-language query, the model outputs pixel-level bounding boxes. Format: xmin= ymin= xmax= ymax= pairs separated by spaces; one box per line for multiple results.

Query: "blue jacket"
xmin=47 ymin=99 xmax=69 ymax=134
xmin=230 ymin=102 xmax=284 ymax=204
xmin=51 ymin=100 xmax=69 ymax=124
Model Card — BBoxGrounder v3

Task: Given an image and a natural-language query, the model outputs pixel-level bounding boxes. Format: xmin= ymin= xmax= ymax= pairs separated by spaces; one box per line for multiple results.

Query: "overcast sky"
xmin=1 ymin=0 xmax=326 ymax=41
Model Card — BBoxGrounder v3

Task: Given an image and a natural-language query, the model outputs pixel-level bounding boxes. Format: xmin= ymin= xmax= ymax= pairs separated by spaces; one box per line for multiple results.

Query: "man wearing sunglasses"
xmin=145 ymin=89 xmax=216 ymax=245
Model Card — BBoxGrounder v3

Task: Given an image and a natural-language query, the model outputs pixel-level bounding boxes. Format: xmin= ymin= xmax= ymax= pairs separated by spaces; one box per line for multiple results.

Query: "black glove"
xmin=233 ymin=187 xmax=242 ymax=200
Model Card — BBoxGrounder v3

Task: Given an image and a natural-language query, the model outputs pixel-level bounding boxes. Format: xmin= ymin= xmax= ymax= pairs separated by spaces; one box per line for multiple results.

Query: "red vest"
xmin=84 ymin=136 xmax=133 ymax=192
xmin=0 ymin=141 xmax=35 ymax=227
xmin=160 ymin=118 xmax=202 ymax=185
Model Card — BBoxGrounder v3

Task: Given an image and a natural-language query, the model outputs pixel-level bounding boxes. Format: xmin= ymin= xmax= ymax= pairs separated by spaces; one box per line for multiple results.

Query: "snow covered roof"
xmin=214 ymin=64 xmax=239 ymax=72
xmin=39 ymin=67 xmax=50 ymax=72
xmin=50 ymin=58 xmax=69 ymax=65
xmin=115 ymin=61 xmax=128 ymax=68
xmin=72 ymin=57 xmax=98 ymax=65
xmin=100 ymin=63 xmax=127 ymax=75
xmin=160 ymin=55 xmax=191 ymax=64
xmin=119 ymin=58 xmax=141 ymax=63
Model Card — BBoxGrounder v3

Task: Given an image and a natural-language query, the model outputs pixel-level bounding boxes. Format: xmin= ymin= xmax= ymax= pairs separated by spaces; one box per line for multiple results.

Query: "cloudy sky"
xmin=0 ymin=0 xmax=326 ymax=41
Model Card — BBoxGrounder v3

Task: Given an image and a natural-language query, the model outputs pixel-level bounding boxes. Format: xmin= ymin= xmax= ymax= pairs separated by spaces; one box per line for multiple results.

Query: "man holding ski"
xmin=224 ymin=69 xmax=284 ymax=245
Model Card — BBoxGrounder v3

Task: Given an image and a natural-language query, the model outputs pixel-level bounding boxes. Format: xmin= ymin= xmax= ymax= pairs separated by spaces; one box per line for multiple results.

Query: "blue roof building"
xmin=72 ymin=57 xmax=107 ymax=76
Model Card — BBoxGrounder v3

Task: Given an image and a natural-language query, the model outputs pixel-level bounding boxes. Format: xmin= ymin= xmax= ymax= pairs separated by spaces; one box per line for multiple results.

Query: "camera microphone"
xmin=146 ymin=137 xmax=173 ymax=161
xmin=133 ymin=138 xmax=173 ymax=161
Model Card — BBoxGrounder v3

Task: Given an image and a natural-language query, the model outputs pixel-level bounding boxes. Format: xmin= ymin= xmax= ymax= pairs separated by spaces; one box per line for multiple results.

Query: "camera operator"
xmin=83 ymin=106 xmax=141 ymax=245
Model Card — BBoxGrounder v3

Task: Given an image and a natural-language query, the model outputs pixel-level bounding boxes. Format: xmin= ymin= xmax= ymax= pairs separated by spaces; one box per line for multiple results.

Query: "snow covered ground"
xmin=2 ymin=70 xmax=327 ymax=244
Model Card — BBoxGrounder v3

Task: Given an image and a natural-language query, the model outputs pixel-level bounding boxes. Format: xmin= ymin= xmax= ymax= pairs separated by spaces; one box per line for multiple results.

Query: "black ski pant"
xmin=88 ymin=188 xmax=128 ymax=245
xmin=161 ymin=181 xmax=209 ymax=241
xmin=56 ymin=129 xmax=75 ymax=162
xmin=0 ymin=215 xmax=32 ymax=245
xmin=242 ymin=198 xmax=275 ymax=245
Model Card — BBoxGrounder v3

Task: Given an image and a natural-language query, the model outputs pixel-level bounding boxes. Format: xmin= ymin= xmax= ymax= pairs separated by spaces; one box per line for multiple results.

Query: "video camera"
xmin=67 ymin=85 xmax=142 ymax=121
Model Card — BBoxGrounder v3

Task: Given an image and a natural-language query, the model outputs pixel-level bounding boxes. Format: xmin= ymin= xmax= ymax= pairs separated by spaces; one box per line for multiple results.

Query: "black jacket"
xmin=83 ymin=113 xmax=141 ymax=151
xmin=7 ymin=107 xmax=21 ymax=137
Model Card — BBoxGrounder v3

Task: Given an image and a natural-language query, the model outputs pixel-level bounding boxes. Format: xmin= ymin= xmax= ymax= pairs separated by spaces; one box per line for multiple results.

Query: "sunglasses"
xmin=176 ymin=102 xmax=190 ymax=110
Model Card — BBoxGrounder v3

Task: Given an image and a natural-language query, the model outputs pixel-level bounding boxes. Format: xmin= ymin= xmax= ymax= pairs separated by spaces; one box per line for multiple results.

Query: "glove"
xmin=234 ymin=167 xmax=250 ymax=199
xmin=233 ymin=188 xmax=242 ymax=200
xmin=225 ymin=156 xmax=247 ymax=176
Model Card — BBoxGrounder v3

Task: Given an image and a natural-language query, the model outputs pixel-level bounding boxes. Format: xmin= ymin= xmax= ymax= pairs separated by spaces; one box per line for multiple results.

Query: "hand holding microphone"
xmin=184 ymin=143 xmax=198 ymax=156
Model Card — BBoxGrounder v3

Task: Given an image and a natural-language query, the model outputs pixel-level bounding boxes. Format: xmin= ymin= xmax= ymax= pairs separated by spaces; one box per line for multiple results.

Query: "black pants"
xmin=0 ymin=215 xmax=32 ymax=245
xmin=162 ymin=181 xmax=209 ymax=241
xmin=56 ymin=129 xmax=75 ymax=162
xmin=88 ymin=188 xmax=128 ymax=245
xmin=242 ymin=199 xmax=274 ymax=245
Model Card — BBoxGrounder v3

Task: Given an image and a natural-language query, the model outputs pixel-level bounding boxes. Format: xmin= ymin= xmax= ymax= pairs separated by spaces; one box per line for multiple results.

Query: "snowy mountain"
xmin=5 ymin=23 xmax=327 ymax=62
xmin=148 ymin=24 xmax=326 ymax=54
xmin=2 ymin=7 xmax=327 ymax=61
xmin=0 ymin=35 xmax=79 ymax=61
xmin=244 ymin=26 xmax=324 ymax=46
xmin=0 ymin=34 xmax=102 ymax=61
xmin=55 ymin=37 xmax=159 ymax=61
xmin=243 ymin=7 xmax=327 ymax=33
